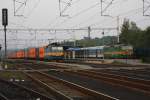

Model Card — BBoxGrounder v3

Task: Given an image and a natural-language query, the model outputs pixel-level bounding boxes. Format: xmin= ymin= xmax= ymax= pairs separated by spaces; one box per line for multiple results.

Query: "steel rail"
xmin=65 ymin=70 xmax=150 ymax=95
xmin=99 ymin=70 xmax=150 ymax=84
xmin=24 ymin=71 xmax=74 ymax=100
xmin=24 ymin=71 xmax=118 ymax=100
xmin=0 ymin=93 xmax=9 ymax=100
xmin=87 ymin=70 xmax=150 ymax=85
xmin=39 ymin=71 xmax=118 ymax=100
xmin=0 ymin=79 xmax=53 ymax=100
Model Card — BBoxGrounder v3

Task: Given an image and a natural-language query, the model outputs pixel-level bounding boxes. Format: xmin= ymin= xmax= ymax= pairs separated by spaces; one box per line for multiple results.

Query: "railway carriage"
xmin=66 ymin=46 xmax=104 ymax=59
xmin=103 ymin=45 xmax=133 ymax=59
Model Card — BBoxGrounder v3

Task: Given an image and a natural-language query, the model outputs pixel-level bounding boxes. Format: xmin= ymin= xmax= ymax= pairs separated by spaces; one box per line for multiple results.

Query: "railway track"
xmin=5 ymin=60 xmax=150 ymax=99
xmin=64 ymin=69 xmax=150 ymax=95
xmin=88 ymin=70 xmax=150 ymax=85
xmin=24 ymin=71 xmax=118 ymax=100
xmin=7 ymin=60 xmax=150 ymax=93
xmin=64 ymin=61 xmax=149 ymax=67
xmin=6 ymin=60 xmax=67 ymax=70
xmin=0 ymin=93 xmax=9 ymax=100
xmin=25 ymin=62 xmax=67 ymax=69
xmin=99 ymin=69 xmax=150 ymax=80
xmin=0 ymin=78 xmax=53 ymax=100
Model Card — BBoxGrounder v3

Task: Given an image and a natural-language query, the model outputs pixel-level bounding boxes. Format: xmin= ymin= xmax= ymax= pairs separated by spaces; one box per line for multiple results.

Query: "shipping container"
xmin=39 ymin=47 xmax=45 ymax=60
xmin=28 ymin=48 xmax=36 ymax=59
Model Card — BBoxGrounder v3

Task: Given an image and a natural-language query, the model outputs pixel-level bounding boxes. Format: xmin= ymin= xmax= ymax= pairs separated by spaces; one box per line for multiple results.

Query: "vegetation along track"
xmin=0 ymin=78 xmax=52 ymax=100
xmin=64 ymin=69 xmax=150 ymax=95
xmin=24 ymin=71 xmax=118 ymax=100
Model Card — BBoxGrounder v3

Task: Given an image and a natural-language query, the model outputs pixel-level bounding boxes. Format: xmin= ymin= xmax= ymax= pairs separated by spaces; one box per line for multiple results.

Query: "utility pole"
xmin=4 ymin=25 xmax=7 ymax=59
xmin=13 ymin=0 xmax=27 ymax=16
xmin=58 ymin=0 xmax=71 ymax=17
xmin=72 ymin=30 xmax=76 ymax=47
xmin=88 ymin=26 xmax=91 ymax=40
xmin=117 ymin=16 xmax=120 ymax=43
xmin=100 ymin=0 xmax=114 ymax=16
xmin=100 ymin=0 xmax=103 ymax=15
xmin=143 ymin=0 xmax=150 ymax=16
xmin=2 ymin=8 xmax=8 ymax=64
xmin=0 ymin=44 xmax=1 ymax=62
xmin=102 ymin=31 xmax=104 ymax=46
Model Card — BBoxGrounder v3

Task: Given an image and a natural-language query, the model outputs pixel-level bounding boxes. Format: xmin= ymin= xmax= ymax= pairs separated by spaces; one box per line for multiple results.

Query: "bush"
xmin=142 ymin=57 xmax=150 ymax=63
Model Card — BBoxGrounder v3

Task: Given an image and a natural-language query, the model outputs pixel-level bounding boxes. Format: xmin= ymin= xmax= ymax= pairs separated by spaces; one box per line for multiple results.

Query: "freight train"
xmin=8 ymin=43 xmax=70 ymax=61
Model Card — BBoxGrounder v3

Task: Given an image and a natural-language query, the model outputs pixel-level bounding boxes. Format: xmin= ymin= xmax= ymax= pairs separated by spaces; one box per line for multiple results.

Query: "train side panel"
xmin=39 ymin=47 xmax=45 ymax=60
xmin=44 ymin=46 xmax=64 ymax=60
xmin=28 ymin=48 xmax=36 ymax=59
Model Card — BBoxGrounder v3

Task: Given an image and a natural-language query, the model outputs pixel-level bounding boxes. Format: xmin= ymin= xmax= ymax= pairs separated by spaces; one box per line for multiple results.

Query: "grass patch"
xmin=0 ymin=72 xmax=27 ymax=80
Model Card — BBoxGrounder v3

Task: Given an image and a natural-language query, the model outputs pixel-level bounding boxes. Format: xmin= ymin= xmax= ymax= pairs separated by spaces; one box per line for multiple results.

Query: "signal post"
xmin=2 ymin=8 xmax=8 ymax=67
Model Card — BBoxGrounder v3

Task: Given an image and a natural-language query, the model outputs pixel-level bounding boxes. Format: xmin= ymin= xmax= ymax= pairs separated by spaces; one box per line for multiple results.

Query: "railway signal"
xmin=2 ymin=8 xmax=8 ymax=64
xmin=2 ymin=9 xmax=8 ymax=26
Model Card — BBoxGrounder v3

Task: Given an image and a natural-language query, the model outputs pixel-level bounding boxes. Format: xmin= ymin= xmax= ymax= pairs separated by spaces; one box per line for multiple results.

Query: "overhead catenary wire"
xmin=55 ymin=0 xmax=128 ymax=28
xmin=25 ymin=0 xmax=41 ymax=18
xmin=67 ymin=0 xmax=127 ymax=28
xmin=47 ymin=0 xmax=82 ymax=28
xmin=52 ymin=2 xmax=100 ymax=28
xmin=100 ymin=0 xmax=115 ymax=16
xmin=60 ymin=0 xmax=73 ymax=16
xmin=13 ymin=0 xmax=29 ymax=16
xmin=85 ymin=7 xmax=143 ymax=28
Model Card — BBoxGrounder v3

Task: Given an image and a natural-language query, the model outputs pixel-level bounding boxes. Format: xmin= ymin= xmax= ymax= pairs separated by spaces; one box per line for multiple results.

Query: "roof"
xmin=81 ymin=46 xmax=104 ymax=50
xmin=67 ymin=46 xmax=104 ymax=51
xmin=67 ymin=48 xmax=81 ymax=51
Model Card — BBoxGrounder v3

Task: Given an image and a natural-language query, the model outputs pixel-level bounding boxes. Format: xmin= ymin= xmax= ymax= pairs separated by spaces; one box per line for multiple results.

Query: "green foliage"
xmin=143 ymin=27 xmax=150 ymax=48
xmin=119 ymin=19 xmax=150 ymax=62
xmin=61 ymin=36 xmax=118 ymax=47
xmin=120 ymin=19 xmax=150 ymax=48
xmin=120 ymin=19 xmax=130 ymax=44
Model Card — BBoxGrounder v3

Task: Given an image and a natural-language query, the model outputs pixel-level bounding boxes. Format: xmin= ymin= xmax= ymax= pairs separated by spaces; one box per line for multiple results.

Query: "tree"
xmin=120 ymin=19 xmax=130 ymax=44
xmin=120 ymin=19 xmax=143 ymax=47
xmin=143 ymin=27 xmax=150 ymax=48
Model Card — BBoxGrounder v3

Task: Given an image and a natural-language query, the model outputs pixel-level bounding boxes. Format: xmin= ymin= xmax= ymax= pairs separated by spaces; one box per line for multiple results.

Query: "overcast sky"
xmin=0 ymin=0 xmax=150 ymax=49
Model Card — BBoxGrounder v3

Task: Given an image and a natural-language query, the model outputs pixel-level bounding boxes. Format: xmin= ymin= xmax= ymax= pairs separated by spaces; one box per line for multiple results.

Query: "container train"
xmin=8 ymin=43 xmax=70 ymax=61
